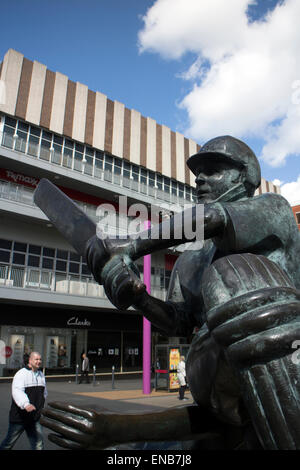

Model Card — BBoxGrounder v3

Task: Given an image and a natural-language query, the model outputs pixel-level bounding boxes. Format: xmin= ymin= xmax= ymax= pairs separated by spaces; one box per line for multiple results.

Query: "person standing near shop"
xmin=79 ymin=353 xmax=90 ymax=384
xmin=0 ymin=351 xmax=47 ymax=450
xmin=177 ymin=356 xmax=188 ymax=401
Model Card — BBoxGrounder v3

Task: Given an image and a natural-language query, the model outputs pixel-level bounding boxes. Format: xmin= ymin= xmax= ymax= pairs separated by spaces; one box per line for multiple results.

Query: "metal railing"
xmin=0 ymin=129 xmax=193 ymax=208
xmin=0 ymin=264 xmax=167 ymax=301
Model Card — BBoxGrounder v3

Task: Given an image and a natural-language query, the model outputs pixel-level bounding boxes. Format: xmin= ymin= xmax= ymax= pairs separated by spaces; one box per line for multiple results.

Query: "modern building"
xmin=0 ymin=49 xmax=280 ymax=377
xmin=292 ymin=203 xmax=300 ymax=230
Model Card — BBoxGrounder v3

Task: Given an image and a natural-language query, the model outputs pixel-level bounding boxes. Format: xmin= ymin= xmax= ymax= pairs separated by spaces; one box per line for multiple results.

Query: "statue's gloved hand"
xmin=101 ymin=254 xmax=146 ymax=310
xmin=40 ymin=402 xmax=115 ymax=450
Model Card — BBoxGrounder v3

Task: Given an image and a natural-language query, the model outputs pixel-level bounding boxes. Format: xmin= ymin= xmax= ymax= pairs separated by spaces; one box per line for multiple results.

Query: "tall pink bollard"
xmin=143 ymin=220 xmax=151 ymax=394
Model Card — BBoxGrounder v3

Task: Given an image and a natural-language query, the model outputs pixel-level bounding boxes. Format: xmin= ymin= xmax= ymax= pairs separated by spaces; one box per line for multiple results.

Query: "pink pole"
xmin=143 ymin=220 xmax=151 ymax=394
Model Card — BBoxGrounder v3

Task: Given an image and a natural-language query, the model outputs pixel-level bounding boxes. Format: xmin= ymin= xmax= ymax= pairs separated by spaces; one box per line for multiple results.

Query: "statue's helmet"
xmin=187 ymin=135 xmax=261 ymax=194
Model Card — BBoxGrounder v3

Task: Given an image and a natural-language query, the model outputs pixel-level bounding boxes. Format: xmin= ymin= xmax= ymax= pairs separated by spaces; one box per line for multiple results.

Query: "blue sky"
xmin=1 ymin=0 xmax=300 ymax=203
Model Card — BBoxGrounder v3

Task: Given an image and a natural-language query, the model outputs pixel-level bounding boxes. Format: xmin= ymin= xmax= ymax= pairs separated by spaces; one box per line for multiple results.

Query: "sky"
xmin=0 ymin=0 xmax=300 ymax=204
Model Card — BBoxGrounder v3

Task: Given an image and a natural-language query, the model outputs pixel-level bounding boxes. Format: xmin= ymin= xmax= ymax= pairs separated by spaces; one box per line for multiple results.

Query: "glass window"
xmin=14 ymin=242 xmax=27 ymax=252
xmin=0 ymin=239 xmax=12 ymax=250
xmin=18 ymin=121 xmax=29 ymax=132
xmin=171 ymin=180 xmax=177 ymax=195
xmin=15 ymin=129 xmax=27 ymax=153
xmin=40 ymin=138 xmax=51 ymax=161
xmin=85 ymin=146 xmax=94 ymax=157
xmin=2 ymin=125 xmax=14 ymax=148
xmin=42 ymin=130 xmax=52 ymax=141
xmin=114 ymin=160 xmax=122 ymax=175
xmin=56 ymin=260 xmax=67 ymax=272
xmin=156 ymin=175 xmax=163 ymax=190
xmin=42 ymin=247 xmax=55 ymax=257
xmin=69 ymin=252 xmax=81 ymax=262
xmin=54 ymin=135 xmax=63 ymax=145
xmin=163 ymin=177 xmax=170 ymax=193
xmin=123 ymin=162 xmax=130 ymax=179
xmin=104 ymin=155 xmax=113 ymax=170
xmin=30 ymin=126 xmax=40 ymax=137
xmin=296 ymin=213 xmax=300 ymax=224
xmin=0 ymin=250 xmax=10 ymax=262
xmin=42 ymin=258 xmax=54 ymax=269
xmin=57 ymin=249 xmax=68 ymax=260
xmin=12 ymin=253 xmax=25 ymax=265
xmin=29 ymin=245 xmax=41 ymax=255
xmin=81 ymin=264 xmax=91 ymax=275
xmin=5 ymin=116 xmax=17 ymax=128
xmin=104 ymin=155 xmax=112 ymax=181
xmin=83 ymin=155 xmax=93 ymax=176
xmin=140 ymin=169 xmax=147 ymax=184
xmin=75 ymin=142 xmax=84 ymax=153
xmin=28 ymin=255 xmax=40 ymax=267
xmin=28 ymin=134 xmax=39 ymax=157
xmin=65 ymin=138 xmax=73 ymax=149
xmin=69 ymin=262 xmax=79 ymax=274
xmin=63 ymin=147 xmax=72 ymax=168
xmin=149 ymin=171 xmax=155 ymax=187
xmin=74 ymin=151 xmax=83 ymax=172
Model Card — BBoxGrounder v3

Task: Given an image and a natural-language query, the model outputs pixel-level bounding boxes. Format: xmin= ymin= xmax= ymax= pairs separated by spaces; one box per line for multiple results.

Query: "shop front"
xmin=0 ymin=303 xmax=143 ymax=377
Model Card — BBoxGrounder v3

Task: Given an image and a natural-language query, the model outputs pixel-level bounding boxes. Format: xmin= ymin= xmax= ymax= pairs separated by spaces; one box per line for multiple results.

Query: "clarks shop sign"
xmin=66 ymin=316 xmax=91 ymax=328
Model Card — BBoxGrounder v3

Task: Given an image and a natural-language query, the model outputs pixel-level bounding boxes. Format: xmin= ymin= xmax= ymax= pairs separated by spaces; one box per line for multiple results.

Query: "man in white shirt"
xmin=0 ymin=351 xmax=47 ymax=450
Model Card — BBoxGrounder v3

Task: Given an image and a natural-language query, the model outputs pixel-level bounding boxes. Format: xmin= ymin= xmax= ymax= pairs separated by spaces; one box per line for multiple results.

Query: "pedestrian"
xmin=79 ymin=353 xmax=90 ymax=384
xmin=0 ymin=351 xmax=47 ymax=450
xmin=177 ymin=356 xmax=188 ymax=401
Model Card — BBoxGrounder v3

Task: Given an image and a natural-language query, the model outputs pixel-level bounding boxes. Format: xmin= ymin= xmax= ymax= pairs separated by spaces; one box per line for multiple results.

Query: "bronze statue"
xmin=38 ymin=136 xmax=300 ymax=450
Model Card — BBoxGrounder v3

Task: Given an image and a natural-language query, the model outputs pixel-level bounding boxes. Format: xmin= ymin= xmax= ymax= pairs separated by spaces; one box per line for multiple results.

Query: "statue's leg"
xmin=201 ymin=253 xmax=300 ymax=450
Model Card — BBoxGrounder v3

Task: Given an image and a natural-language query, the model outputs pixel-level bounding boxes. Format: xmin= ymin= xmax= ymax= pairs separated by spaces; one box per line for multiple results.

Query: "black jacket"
xmin=9 ymin=366 xmax=47 ymax=423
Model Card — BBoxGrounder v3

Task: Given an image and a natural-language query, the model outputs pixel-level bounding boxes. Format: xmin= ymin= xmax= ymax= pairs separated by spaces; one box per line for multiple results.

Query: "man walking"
xmin=79 ymin=353 xmax=90 ymax=384
xmin=0 ymin=351 xmax=47 ymax=450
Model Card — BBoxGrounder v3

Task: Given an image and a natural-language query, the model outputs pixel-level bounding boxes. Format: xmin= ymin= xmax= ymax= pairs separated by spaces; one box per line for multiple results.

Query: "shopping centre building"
xmin=0 ymin=49 xmax=281 ymax=377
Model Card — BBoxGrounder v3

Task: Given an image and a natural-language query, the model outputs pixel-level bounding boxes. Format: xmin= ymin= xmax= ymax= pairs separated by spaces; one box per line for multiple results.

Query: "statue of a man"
xmin=40 ymin=136 xmax=300 ymax=450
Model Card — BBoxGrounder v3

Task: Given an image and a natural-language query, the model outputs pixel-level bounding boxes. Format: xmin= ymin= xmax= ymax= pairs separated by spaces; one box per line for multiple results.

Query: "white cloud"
xmin=138 ymin=0 xmax=300 ymax=168
xmin=273 ymin=175 xmax=300 ymax=205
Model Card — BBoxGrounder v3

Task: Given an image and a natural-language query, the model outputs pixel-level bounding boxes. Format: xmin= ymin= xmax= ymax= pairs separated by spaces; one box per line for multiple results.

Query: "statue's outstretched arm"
xmin=40 ymin=402 xmax=225 ymax=450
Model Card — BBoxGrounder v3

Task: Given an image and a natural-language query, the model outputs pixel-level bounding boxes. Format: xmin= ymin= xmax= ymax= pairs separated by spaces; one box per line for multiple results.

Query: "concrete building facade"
xmin=0 ymin=49 xmax=280 ymax=377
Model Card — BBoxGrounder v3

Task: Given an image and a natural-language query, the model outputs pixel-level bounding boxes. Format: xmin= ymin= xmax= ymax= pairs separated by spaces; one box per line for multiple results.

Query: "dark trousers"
xmin=179 ymin=385 xmax=186 ymax=400
xmin=79 ymin=370 xmax=90 ymax=383
xmin=0 ymin=421 xmax=44 ymax=450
